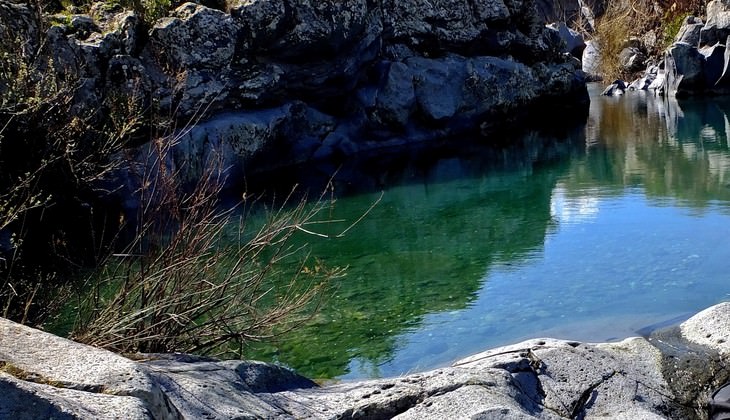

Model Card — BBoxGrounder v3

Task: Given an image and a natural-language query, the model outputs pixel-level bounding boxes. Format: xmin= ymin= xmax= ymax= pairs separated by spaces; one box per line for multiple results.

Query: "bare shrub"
xmin=70 ymin=131 xmax=355 ymax=355
xmin=0 ymin=33 xmax=126 ymax=323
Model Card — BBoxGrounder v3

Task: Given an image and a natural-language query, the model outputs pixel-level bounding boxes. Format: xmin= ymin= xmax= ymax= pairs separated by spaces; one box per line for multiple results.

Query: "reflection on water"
xmin=246 ymin=84 xmax=730 ymax=380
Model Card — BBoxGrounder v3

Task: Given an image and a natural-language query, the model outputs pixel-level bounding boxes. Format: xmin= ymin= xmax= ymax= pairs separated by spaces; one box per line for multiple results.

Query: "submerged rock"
xmin=4 ymin=304 xmax=730 ymax=418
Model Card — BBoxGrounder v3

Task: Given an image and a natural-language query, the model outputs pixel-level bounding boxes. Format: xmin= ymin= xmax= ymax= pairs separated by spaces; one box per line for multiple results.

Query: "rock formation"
xmin=0 ymin=0 xmax=588 ymax=189
xmin=3 ymin=303 xmax=730 ymax=418
xmin=660 ymin=1 xmax=730 ymax=96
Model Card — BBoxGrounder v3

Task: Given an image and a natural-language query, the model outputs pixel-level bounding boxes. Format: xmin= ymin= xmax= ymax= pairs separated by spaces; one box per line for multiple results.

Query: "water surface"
xmin=247 ymin=85 xmax=730 ymax=380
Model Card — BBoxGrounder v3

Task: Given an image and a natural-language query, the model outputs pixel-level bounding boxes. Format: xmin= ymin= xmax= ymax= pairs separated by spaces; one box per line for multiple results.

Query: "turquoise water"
xmin=247 ymin=84 xmax=730 ymax=380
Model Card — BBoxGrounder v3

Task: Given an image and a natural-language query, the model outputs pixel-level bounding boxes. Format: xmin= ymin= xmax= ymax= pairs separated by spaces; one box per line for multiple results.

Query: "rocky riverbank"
xmin=0 ymin=0 xmax=588 ymax=186
xmin=3 ymin=303 xmax=730 ymax=419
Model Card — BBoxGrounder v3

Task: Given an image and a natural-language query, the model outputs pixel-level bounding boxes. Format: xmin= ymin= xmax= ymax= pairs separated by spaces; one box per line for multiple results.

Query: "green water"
xmin=246 ymin=84 xmax=730 ymax=380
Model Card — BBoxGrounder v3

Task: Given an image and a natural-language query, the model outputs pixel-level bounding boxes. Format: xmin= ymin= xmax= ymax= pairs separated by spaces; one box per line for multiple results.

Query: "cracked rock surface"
xmin=3 ymin=303 xmax=730 ymax=419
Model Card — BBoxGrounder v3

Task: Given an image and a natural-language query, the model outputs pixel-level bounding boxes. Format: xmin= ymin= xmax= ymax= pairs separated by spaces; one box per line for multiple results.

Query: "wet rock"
xmin=602 ymin=79 xmax=627 ymax=96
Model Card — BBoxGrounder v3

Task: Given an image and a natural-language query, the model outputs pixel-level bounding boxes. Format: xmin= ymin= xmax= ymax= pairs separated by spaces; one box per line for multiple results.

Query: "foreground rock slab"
xmin=4 ymin=303 xmax=730 ymax=419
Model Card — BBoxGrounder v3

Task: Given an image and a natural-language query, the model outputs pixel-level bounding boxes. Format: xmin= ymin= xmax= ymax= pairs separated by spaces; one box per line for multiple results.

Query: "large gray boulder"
xmin=676 ymin=16 xmax=704 ymax=47
xmin=701 ymin=0 xmax=730 ymax=47
xmin=661 ymin=1 xmax=730 ymax=96
xmin=0 ymin=373 xmax=151 ymax=420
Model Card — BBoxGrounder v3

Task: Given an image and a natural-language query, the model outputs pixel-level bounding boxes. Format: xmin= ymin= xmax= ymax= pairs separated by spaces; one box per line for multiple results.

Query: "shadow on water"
xmin=242 ymin=120 xmax=589 ymax=379
xmin=244 ymin=85 xmax=730 ymax=380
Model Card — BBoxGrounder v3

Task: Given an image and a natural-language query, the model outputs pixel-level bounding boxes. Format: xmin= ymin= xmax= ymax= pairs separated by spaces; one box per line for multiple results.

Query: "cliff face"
xmin=2 ymin=0 xmax=588 ymax=184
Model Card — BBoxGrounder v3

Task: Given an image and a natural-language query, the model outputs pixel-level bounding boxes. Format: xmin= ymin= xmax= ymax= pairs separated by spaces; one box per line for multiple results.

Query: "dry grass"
xmin=591 ymin=0 xmax=706 ymax=82
xmin=593 ymin=1 xmax=638 ymax=81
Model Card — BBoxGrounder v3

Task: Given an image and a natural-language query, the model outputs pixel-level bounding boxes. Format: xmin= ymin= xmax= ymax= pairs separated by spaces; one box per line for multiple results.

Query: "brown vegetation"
xmin=590 ymin=0 xmax=705 ymax=82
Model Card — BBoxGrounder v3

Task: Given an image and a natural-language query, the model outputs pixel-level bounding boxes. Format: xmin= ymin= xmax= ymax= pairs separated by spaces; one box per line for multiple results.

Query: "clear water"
xmin=246 ymin=84 xmax=730 ymax=380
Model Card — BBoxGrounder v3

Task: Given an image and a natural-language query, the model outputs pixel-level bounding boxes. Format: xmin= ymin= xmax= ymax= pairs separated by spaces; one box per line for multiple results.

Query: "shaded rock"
xmin=147 ymin=3 xmax=238 ymax=70
xmin=7 ymin=304 xmax=730 ymax=418
xmin=141 ymin=358 xmax=317 ymax=419
xmin=169 ymin=102 xmax=337 ymax=186
xmin=676 ymin=16 xmax=704 ymax=47
xmin=0 ymin=0 xmax=589 ymax=207
xmin=701 ymin=42 xmax=727 ymax=88
xmin=665 ymin=42 xmax=705 ymax=96
xmin=0 ymin=373 xmax=151 ymax=420
xmin=701 ymin=0 xmax=730 ymax=47
xmin=545 ymin=21 xmax=585 ymax=58
xmin=620 ymin=46 xmax=647 ymax=73
xmin=372 ymin=61 xmax=416 ymax=127
xmin=0 ymin=1 xmax=40 ymax=55
xmin=535 ymin=0 xmax=606 ymax=30
xmin=407 ymin=55 xmax=468 ymax=122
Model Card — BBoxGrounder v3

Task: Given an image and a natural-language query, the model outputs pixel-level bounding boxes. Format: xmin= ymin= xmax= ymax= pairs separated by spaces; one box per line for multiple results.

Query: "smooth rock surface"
xmin=8 ymin=303 xmax=730 ymax=419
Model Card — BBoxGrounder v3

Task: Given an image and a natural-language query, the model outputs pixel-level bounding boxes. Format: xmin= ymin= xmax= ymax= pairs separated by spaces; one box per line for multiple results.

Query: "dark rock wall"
xmin=1 ymin=0 xmax=588 ymax=185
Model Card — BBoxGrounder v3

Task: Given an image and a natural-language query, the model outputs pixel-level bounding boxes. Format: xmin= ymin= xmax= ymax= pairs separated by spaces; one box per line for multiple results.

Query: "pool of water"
xmin=245 ymin=84 xmax=730 ymax=380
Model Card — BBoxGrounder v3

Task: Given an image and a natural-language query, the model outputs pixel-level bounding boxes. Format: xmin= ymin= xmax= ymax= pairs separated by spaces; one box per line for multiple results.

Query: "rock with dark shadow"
xmin=0 ymin=0 xmax=589 ymax=189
